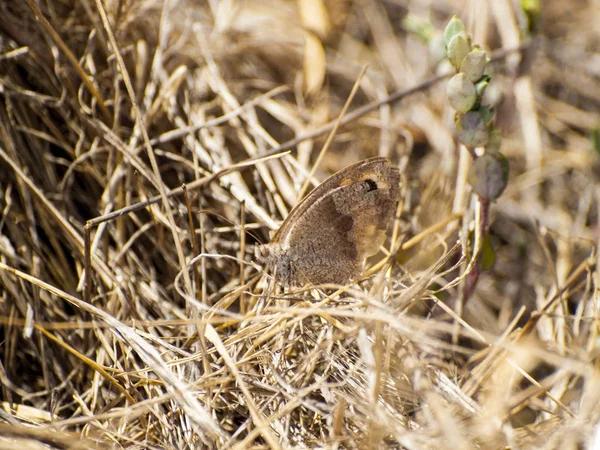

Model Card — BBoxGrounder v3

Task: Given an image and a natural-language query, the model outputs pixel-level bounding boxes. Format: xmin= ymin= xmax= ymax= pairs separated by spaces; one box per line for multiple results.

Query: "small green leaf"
xmin=447 ymin=73 xmax=477 ymax=113
xmin=460 ymin=49 xmax=489 ymax=82
xmin=468 ymin=152 xmax=510 ymax=201
xmin=456 ymin=110 xmax=490 ymax=148
xmin=447 ymin=34 xmax=470 ymax=68
xmin=475 ymin=76 xmax=490 ymax=97
xmin=444 ymin=16 xmax=467 ymax=47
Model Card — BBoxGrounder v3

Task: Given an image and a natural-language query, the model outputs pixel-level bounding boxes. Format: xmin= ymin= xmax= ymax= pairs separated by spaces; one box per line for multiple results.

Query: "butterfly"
xmin=256 ymin=157 xmax=400 ymax=286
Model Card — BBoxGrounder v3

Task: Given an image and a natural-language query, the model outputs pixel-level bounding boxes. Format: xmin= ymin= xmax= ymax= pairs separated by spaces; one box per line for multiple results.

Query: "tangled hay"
xmin=1 ymin=0 xmax=600 ymax=448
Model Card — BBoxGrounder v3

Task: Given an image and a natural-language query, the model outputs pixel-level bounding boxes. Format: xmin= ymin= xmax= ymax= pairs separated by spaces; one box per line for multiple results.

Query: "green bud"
xmin=444 ymin=16 xmax=467 ymax=47
xmin=475 ymin=76 xmax=491 ymax=97
xmin=447 ymin=73 xmax=477 ymax=112
xmin=468 ymin=153 xmax=509 ymax=201
xmin=456 ymin=110 xmax=490 ymax=147
xmin=459 ymin=48 xmax=489 ymax=82
xmin=447 ymin=34 xmax=470 ymax=68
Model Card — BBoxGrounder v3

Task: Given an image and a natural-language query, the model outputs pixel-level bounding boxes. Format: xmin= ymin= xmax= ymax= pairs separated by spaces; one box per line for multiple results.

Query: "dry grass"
xmin=1 ymin=0 xmax=600 ymax=448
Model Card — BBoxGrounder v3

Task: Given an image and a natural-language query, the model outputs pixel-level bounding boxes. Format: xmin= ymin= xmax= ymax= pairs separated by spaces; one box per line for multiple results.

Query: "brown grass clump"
xmin=1 ymin=0 xmax=600 ymax=448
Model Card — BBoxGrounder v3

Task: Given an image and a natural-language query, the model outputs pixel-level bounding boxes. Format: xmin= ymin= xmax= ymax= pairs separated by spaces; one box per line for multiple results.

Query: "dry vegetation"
xmin=1 ymin=0 xmax=600 ymax=448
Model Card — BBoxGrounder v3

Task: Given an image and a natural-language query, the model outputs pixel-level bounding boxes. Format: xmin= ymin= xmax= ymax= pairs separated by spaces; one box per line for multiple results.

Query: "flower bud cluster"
xmin=444 ymin=16 xmax=508 ymax=201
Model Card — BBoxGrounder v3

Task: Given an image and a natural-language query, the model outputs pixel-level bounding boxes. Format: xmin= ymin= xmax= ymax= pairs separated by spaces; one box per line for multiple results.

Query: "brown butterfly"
xmin=256 ymin=157 xmax=400 ymax=286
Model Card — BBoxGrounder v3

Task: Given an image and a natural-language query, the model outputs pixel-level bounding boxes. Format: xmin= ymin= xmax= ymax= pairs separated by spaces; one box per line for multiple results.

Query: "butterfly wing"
xmin=271 ymin=157 xmax=391 ymax=242
xmin=278 ymin=161 xmax=400 ymax=285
